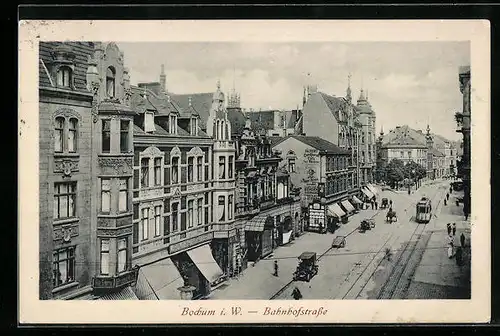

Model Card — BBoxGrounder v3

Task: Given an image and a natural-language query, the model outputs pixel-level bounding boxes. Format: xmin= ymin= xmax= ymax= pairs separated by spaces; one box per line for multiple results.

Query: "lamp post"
xmin=412 ymin=169 xmax=416 ymax=192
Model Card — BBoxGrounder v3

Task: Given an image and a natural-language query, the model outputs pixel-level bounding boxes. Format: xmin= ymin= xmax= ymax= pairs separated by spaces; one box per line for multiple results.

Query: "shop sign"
xmin=169 ymin=232 xmax=213 ymax=254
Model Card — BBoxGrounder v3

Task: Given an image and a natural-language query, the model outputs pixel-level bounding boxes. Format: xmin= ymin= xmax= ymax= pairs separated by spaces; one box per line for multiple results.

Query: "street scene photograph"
xmin=36 ymin=37 xmax=471 ymax=302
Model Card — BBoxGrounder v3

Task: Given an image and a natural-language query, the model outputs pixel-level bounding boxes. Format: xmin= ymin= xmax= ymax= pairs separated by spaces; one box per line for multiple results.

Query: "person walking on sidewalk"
xmin=447 ymin=223 xmax=451 ymax=235
xmin=446 ymin=193 xmax=450 ymax=201
xmin=452 ymin=223 xmax=457 ymax=236
xmin=444 ymin=198 xmax=447 ymax=206
xmin=292 ymin=287 xmax=303 ymax=300
xmin=273 ymin=260 xmax=279 ymax=277
xmin=460 ymin=232 xmax=466 ymax=248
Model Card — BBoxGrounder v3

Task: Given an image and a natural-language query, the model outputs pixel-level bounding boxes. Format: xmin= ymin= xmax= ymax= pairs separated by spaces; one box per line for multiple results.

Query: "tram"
xmin=415 ymin=197 xmax=432 ymax=223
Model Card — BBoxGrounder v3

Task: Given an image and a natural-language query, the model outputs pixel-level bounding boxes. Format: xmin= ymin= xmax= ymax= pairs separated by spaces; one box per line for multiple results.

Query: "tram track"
xmin=336 ymin=183 xmax=445 ymax=300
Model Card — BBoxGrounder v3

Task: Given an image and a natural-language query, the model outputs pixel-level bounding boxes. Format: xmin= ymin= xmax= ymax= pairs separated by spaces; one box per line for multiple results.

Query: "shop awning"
xmin=244 ymin=215 xmax=269 ymax=232
xmin=328 ymin=203 xmax=346 ymax=218
xmin=97 ymin=286 xmax=138 ymax=300
xmin=361 ymin=187 xmax=374 ymax=199
xmin=282 ymin=231 xmax=293 ymax=245
xmin=134 ymin=258 xmax=184 ymax=300
xmin=351 ymin=196 xmax=363 ymax=204
xmin=187 ymin=244 xmax=224 ymax=285
xmin=366 ymin=184 xmax=378 ymax=196
xmin=341 ymin=200 xmax=356 ymax=213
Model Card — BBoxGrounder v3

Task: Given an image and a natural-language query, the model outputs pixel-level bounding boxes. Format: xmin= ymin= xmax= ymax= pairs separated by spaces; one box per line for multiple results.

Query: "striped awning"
xmin=133 ymin=258 xmax=184 ymax=300
xmin=351 ymin=196 xmax=363 ymax=204
xmin=361 ymin=187 xmax=375 ymax=199
xmin=366 ymin=184 xmax=378 ymax=196
xmin=97 ymin=286 xmax=138 ymax=300
xmin=327 ymin=203 xmax=346 ymax=218
xmin=245 ymin=215 xmax=270 ymax=232
xmin=341 ymin=200 xmax=356 ymax=213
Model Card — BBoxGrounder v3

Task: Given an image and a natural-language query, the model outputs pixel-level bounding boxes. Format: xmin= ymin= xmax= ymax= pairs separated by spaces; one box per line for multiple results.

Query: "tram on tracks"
xmin=415 ymin=197 xmax=432 ymax=223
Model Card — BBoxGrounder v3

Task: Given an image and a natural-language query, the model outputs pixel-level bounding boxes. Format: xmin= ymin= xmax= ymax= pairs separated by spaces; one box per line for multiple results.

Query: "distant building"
xmin=243 ymin=109 xmax=301 ymax=137
xmin=271 ymin=136 xmax=359 ymax=233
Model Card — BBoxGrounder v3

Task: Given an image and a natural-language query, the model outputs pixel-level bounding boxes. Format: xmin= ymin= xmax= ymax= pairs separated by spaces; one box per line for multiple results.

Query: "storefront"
xmin=340 ymin=199 xmax=356 ymax=216
xmin=245 ymin=215 xmax=274 ymax=262
xmin=278 ymin=215 xmax=294 ymax=246
xmin=327 ymin=203 xmax=347 ymax=232
xmin=366 ymin=184 xmax=379 ymax=198
xmin=350 ymin=196 xmax=363 ymax=212
xmin=361 ymin=187 xmax=375 ymax=205
xmin=307 ymin=202 xmax=326 ymax=233
xmin=133 ymin=256 xmax=185 ymax=300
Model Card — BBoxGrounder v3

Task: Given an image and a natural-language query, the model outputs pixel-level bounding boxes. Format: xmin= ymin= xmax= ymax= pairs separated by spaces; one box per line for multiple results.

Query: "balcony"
xmin=92 ymin=266 xmax=139 ymax=290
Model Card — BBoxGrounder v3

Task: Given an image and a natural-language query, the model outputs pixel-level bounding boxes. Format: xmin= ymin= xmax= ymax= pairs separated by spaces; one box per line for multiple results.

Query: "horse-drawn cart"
xmin=386 ymin=209 xmax=398 ymax=223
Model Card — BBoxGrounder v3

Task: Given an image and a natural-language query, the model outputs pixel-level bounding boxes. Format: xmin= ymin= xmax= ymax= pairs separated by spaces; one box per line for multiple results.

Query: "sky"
xmin=117 ymin=41 xmax=469 ymax=141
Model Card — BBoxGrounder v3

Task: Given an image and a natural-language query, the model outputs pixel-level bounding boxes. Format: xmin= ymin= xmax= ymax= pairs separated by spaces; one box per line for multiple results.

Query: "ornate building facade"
xmin=456 ymin=65 xmax=471 ymax=217
xmin=355 ymin=88 xmax=376 ymax=186
xmin=39 ymin=42 xmax=139 ymax=300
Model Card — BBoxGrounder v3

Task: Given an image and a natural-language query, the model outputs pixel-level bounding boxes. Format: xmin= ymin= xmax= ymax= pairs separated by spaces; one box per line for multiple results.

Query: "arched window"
xmin=54 ymin=117 xmax=65 ymax=153
xmin=68 ymin=118 xmax=78 ymax=153
xmin=106 ymin=67 xmax=116 ymax=98
xmin=56 ymin=66 xmax=72 ymax=88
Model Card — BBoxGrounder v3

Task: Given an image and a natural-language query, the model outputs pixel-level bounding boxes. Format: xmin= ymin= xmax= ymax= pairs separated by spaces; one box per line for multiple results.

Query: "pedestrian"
xmin=389 ymin=200 xmax=393 ymax=207
xmin=273 ymin=260 xmax=279 ymax=277
xmin=455 ymin=246 xmax=463 ymax=266
xmin=446 ymin=193 xmax=450 ymax=201
xmin=452 ymin=223 xmax=456 ymax=236
xmin=318 ymin=222 xmax=324 ymax=234
xmin=444 ymin=198 xmax=447 ymax=206
xmin=375 ymin=201 xmax=378 ymax=210
xmin=291 ymin=287 xmax=302 ymax=300
xmin=460 ymin=232 xmax=466 ymax=248
xmin=447 ymin=223 xmax=451 ymax=235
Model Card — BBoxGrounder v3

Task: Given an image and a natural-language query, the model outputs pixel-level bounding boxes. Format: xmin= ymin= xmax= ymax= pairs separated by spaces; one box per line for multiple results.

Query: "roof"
xmin=39 ymin=41 xmax=95 ymax=91
xmin=355 ymin=90 xmax=374 ymax=115
xmin=274 ymin=135 xmax=350 ymax=155
xmin=246 ymin=110 xmax=277 ymax=134
xmin=170 ymin=93 xmax=213 ymax=130
xmin=226 ymin=107 xmax=247 ymax=135
xmin=382 ymin=126 xmax=429 ymax=148
xmin=318 ymin=92 xmax=344 ymax=117
xmin=130 ymin=86 xmax=185 ymax=117
xmin=299 ymin=252 xmax=316 ymax=260
xmin=428 ymin=147 xmax=446 ymax=157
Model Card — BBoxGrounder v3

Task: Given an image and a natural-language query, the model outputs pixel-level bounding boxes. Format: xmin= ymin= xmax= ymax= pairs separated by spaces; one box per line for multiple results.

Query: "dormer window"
xmin=169 ymin=115 xmax=178 ymax=134
xmin=190 ymin=117 xmax=198 ymax=136
xmin=144 ymin=112 xmax=156 ymax=133
xmin=56 ymin=66 xmax=72 ymax=88
xmin=106 ymin=66 xmax=116 ymax=98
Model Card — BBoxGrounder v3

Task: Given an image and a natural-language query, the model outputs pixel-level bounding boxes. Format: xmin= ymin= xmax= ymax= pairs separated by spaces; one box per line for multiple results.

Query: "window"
xmin=144 ymin=112 xmax=156 ymax=133
xmin=55 ymin=117 xmax=64 ymax=153
xmin=52 ymin=247 xmax=75 ymax=287
xmin=57 ymin=66 xmax=71 ymax=87
xmin=197 ymin=157 xmax=203 ymax=182
xmin=197 ymin=198 xmax=203 ymax=225
xmin=141 ymin=208 xmax=149 ymax=241
xmin=119 ymin=178 xmax=128 ymax=212
xmin=68 ymin=118 xmax=77 ymax=152
xmin=169 ymin=115 xmax=177 ymax=134
xmin=191 ymin=117 xmax=197 ymax=135
xmin=102 ymin=120 xmax=111 ymax=153
xmin=154 ymin=158 xmax=162 ymax=186
xmin=171 ymin=157 xmax=179 ymax=184
xmin=54 ymin=182 xmax=76 ymax=219
xmin=188 ymin=200 xmax=194 ymax=228
xmin=228 ymin=156 xmax=234 ymax=179
xmin=188 ymin=157 xmax=194 ymax=182
xmin=288 ymin=158 xmax=296 ymax=173
xmin=171 ymin=203 xmax=179 ymax=232
xmin=141 ymin=158 xmax=149 ymax=188
xmin=218 ymin=196 xmax=225 ymax=221
xmin=120 ymin=120 xmax=130 ymax=153
xmin=154 ymin=206 xmax=161 ymax=237
xmin=228 ymin=195 xmax=234 ymax=220
xmin=219 ymin=156 xmax=226 ymax=179
xmin=100 ymin=240 xmax=110 ymax=275
xmin=117 ymin=238 xmax=127 ymax=273
xmin=106 ymin=67 xmax=115 ymax=98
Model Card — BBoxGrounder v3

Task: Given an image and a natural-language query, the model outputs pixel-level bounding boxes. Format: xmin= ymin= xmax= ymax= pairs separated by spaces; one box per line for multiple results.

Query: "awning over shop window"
xmin=366 ymin=184 xmax=378 ymax=196
xmin=327 ymin=203 xmax=346 ymax=218
xmin=282 ymin=231 xmax=293 ymax=245
xmin=351 ymin=196 xmax=363 ymax=204
xmin=244 ymin=215 xmax=270 ymax=232
xmin=361 ymin=187 xmax=374 ymax=199
xmin=97 ymin=286 xmax=138 ymax=300
xmin=187 ymin=244 xmax=224 ymax=285
xmin=341 ymin=200 xmax=356 ymax=213
xmin=134 ymin=258 xmax=184 ymax=300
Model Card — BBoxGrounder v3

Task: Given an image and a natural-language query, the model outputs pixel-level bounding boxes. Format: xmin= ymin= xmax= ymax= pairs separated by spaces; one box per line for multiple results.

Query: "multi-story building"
xmin=355 ymin=88 xmax=377 ymax=185
xmin=271 ymin=135 xmax=359 ymax=233
xmin=455 ymin=65 xmax=471 ymax=217
xmin=39 ymin=41 xmax=139 ymax=300
xmin=129 ymin=79 xmax=235 ymax=300
xmin=300 ymin=80 xmax=363 ymax=191
xmin=232 ymin=118 xmax=301 ymax=266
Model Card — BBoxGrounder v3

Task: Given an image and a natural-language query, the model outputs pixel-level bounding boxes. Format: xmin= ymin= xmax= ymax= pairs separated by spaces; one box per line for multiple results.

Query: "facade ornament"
xmin=54 ymin=159 xmax=79 ymax=176
xmin=98 ymin=157 xmax=133 ymax=174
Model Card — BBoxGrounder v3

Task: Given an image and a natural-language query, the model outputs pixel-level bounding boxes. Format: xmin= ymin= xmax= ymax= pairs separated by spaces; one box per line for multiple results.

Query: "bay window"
xmin=228 ymin=195 xmax=234 ymax=220
xmin=218 ymin=196 xmax=225 ymax=222
xmin=171 ymin=157 xmax=179 ymax=184
xmin=117 ymin=238 xmax=127 ymax=273
xmin=197 ymin=198 xmax=203 ymax=225
xmin=141 ymin=208 xmax=149 ymax=240
xmin=120 ymin=120 xmax=130 ymax=153
xmin=119 ymin=178 xmax=128 ymax=212
xmin=100 ymin=179 xmax=111 ymax=213
xmin=102 ymin=120 xmax=111 ymax=153
xmin=106 ymin=67 xmax=115 ymax=98
xmin=100 ymin=240 xmax=110 ymax=275
xmin=171 ymin=203 xmax=179 ymax=232
xmin=188 ymin=200 xmax=194 ymax=228
xmin=219 ymin=156 xmax=226 ymax=179
xmin=154 ymin=206 xmax=161 ymax=237
xmin=228 ymin=156 xmax=233 ymax=179
xmin=141 ymin=158 xmax=149 ymax=188
xmin=154 ymin=158 xmax=162 ymax=185
xmin=197 ymin=157 xmax=203 ymax=182
xmin=188 ymin=157 xmax=194 ymax=182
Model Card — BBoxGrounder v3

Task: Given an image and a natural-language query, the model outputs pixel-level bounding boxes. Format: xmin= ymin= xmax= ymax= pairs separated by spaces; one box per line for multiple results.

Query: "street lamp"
xmin=412 ymin=169 xmax=416 ymax=191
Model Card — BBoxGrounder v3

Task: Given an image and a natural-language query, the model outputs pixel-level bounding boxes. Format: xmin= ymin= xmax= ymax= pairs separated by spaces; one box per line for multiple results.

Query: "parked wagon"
xmin=331 ymin=235 xmax=346 ymax=248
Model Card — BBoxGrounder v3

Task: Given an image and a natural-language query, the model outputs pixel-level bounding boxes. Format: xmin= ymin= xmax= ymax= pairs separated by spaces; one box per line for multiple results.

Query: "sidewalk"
xmin=208 ymin=207 xmax=380 ymax=300
xmin=405 ymin=188 xmax=471 ymax=299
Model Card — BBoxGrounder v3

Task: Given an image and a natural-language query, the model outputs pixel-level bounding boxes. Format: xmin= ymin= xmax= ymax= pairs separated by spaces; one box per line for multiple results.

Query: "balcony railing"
xmin=92 ymin=266 xmax=139 ymax=290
